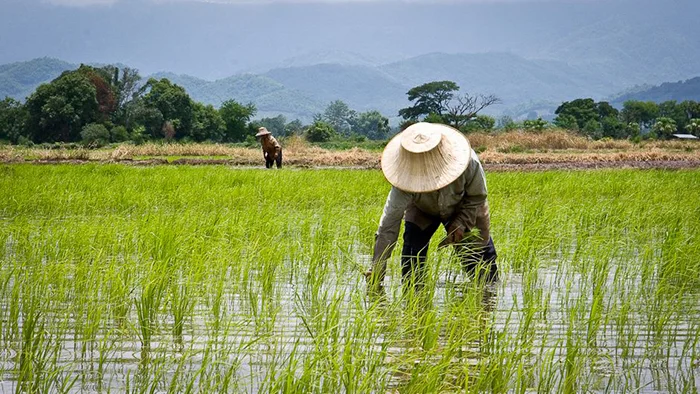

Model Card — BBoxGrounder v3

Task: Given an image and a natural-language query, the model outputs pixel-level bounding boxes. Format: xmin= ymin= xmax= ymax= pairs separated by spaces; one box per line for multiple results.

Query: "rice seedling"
xmin=0 ymin=164 xmax=698 ymax=392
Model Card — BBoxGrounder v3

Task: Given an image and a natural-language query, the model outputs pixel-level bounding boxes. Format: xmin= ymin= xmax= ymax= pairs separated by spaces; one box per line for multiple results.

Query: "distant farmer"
xmin=256 ymin=127 xmax=282 ymax=169
xmin=366 ymin=122 xmax=497 ymax=293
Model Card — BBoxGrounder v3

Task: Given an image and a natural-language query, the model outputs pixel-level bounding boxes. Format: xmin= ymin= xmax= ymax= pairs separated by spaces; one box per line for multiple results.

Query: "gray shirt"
xmin=373 ymin=150 xmax=490 ymax=263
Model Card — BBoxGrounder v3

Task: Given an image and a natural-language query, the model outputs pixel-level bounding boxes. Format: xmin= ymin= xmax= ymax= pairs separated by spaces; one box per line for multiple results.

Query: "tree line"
xmin=396 ymin=80 xmax=700 ymax=140
xmin=2 ymin=72 xmax=699 ymax=146
xmin=0 ymin=64 xmax=391 ymax=146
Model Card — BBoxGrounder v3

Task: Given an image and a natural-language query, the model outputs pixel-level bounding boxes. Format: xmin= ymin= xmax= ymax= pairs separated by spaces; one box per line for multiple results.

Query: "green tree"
xmin=25 ymin=71 xmax=99 ymax=142
xmin=583 ymin=119 xmax=603 ymax=139
xmin=109 ymin=125 xmax=130 ymax=143
xmin=350 ymin=110 xmax=390 ymax=140
xmin=462 ymin=115 xmax=496 ymax=132
xmin=191 ymin=102 xmax=225 ymax=142
xmin=142 ymin=78 xmax=194 ymax=139
xmin=686 ymin=119 xmax=700 ymax=136
xmin=601 ymin=116 xmax=626 ymax=139
xmin=679 ymin=101 xmax=700 ymax=122
xmin=398 ymin=81 xmax=459 ymax=121
xmin=127 ymin=99 xmax=164 ymax=139
xmin=322 ymin=100 xmax=357 ymax=136
xmin=284 ymin=119 xmax=304 ymax=136
xmin=219 ymin=100 xmax=256 ymax=142
xmin=554 ymin=98 xmax=598 ymax=130
xmin=621 ymin=101 xmax=659 ymax=131
xmin=258 ymin=115 xmax=287 ymax=137
xmin=0 ymin=98 xmax=28 ymax=143
xmin=305 ymin=121 xmax=336 ymax=142
xmin=652 ymin=117 xmax=677 ymax=140
xmin=596 ymin=101 xmax=619 ymax=119
xmin=658 ymin=101 xmax=688 ymax=131
xmin=104 ymin=66 xmax=144 ymax=125
xmin=626 ymin=122 xmax=641 ymax=139
xmin=554 ymin=114 xmax=578 ymax=130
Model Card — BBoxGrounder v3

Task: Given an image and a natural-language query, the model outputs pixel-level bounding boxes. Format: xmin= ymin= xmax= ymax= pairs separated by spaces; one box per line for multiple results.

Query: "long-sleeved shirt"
xmin=261 ymin=135 xmax=281 ymax=160
xmin=372 ymin=149 xmax=490 ymax=263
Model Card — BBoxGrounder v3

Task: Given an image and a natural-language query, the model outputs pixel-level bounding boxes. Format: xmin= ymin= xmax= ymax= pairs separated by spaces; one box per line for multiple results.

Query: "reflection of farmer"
xmin=366 ymin=122 xmax=497 ymax=293
xmin=256 ymin=127 xmax=282 ymax=169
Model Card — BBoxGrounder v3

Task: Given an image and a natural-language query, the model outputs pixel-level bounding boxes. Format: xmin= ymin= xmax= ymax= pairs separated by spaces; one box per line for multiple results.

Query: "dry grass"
xmin=468 ymin=129 xmax=699 ymax=151
xmin=2 ymin=130 xmax=699 ymax=168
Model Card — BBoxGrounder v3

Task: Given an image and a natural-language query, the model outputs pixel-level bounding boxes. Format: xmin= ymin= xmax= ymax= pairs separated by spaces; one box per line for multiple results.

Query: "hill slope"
xmin=0 ymin=58 xmax=75 ymax=100
xmin=611 ymin=77 xmax=700 ymax=105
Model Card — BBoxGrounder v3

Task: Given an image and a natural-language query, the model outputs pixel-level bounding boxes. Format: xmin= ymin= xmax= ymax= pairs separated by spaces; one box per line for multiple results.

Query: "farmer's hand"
xmin=439 ymin=223 xmax=465 ymax=248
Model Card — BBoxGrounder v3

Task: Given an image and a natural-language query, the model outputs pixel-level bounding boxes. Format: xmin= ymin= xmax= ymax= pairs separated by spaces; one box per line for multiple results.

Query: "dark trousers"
xmin=401 ymin=221 xmax=498 ymax=286
xmin=265 ymin=150 xmax=283 ymax=169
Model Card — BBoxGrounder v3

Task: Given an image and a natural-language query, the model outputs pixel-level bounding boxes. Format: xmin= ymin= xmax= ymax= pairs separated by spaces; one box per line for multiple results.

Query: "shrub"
xmin=110 ymin=126 xmax=130 ymax=143
xmin=523 ymin=118 xmax=549 ymax=133
xmin=306 ymin=121 xmax=336 ymax=142
xmin=80 ymin=123 xmax=110 ymax=147
xmin=130 ymin=126 xmax=147 ymax=145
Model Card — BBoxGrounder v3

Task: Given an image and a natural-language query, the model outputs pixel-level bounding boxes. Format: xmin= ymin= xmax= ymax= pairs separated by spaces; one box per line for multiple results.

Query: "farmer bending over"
xmin=256 ymin=127 xmax=282 ymax=169
xmin=366 ymin=122 xmax=497 ymax=293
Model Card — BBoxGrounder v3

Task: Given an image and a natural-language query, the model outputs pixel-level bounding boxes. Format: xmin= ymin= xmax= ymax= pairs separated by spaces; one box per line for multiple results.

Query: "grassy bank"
xmin=0 ymin=166 xmax=699 ymax=392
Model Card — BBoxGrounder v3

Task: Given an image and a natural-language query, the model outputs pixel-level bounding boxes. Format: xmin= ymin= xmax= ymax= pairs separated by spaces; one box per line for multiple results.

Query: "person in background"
xmin=365 ymin=122 xmax=497 ymax=294
xmin=256 ymin=127 xmax=282 ymax=169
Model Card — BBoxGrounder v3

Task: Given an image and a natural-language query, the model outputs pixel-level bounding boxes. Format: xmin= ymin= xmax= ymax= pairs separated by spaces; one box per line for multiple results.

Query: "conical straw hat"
xmin=255 ymin=127 xmax=272 ymax=137
xmin=381 ymin=122 xmax=471 ymax=193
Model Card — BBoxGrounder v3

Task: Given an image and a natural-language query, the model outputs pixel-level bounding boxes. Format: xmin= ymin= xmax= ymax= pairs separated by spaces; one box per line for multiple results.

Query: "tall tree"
xmin=25 ymin=71 xmax=99 ymax=142
xmin=100 ymin=66 xmax=143 ymax=124
xmin=284 ymin=119 xmax=304 ymax=136
xmin=142 ymin=78 xmax=194 ymax=139
xmin=350 ymin=110 xmax=390 ymax=140
xmin=191 ymin=102 xmax=225 ymax=142
xmin=398 ymin=81 xmax=459 ymax=121
xmin=621 ymin=101 xmax=659 ymax=130
xmin=219 ymin=100 xmax=256 ymax=142
xmin=322 ymin=100 xmax=356 ymax=136
xmin=0 ymin=98 xmax=28 ymax=143
xmin=258 ymin=115 xmax=287 ymax=137
xmin=554 ymin=98 xmax=598 ymax=130
xmin=652 ymin=117 xmax=677 ymax=140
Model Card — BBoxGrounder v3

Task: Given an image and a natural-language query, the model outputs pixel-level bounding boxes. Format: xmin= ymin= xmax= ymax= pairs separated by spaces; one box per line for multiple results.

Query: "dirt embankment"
xmin=2 ymin=131 xmax=700 ymax=171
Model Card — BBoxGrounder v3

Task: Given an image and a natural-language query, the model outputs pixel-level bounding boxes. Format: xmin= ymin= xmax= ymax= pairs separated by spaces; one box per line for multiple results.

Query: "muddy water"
xmin=1 ymin=264 xmax=699 ymax=393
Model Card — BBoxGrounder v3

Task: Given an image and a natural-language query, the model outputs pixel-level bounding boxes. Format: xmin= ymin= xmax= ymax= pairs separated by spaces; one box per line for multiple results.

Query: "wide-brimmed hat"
xmin=255 ymin=127 xmax=272 ymax=137
xmin=381 ymin=122 xmax=471 ymax=193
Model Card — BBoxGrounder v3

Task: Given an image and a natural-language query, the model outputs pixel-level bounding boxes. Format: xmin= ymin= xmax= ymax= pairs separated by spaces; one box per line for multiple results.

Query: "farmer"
xmin=366 ymin=122 xmax=497 ymax=293
xmin=256 ymin=127 xmax=282 ymax=169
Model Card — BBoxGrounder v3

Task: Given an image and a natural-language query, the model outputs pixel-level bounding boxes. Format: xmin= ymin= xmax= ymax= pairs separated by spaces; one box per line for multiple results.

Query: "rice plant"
xmin=0 ymin=164 xmax=698 ymax=392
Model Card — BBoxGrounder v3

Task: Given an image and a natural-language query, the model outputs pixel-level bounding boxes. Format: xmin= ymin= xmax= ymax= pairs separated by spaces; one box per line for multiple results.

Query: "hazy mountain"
xmin=0 ymin=58 xmax=76 ymax=100
xmin=264 ymin=64 xmax=406 ymax=113
xmin=610 ymin=77 xmax=700 ymax=106
xmin=2 ymin=0 xmax=700 ymax=82
xmin=5 ymin=54 xmax=699 ymax=123
xmin=150 ymin=72 xmax=325 ymax=120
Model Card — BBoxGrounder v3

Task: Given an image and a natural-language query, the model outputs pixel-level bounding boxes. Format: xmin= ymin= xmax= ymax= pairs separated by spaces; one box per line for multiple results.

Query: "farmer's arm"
xmin=273 ymin=138 xmax=282 ymax=158
xmin=369 ymin=186 xmax=411 ymax=281
xmin=449 ymin=155 xmax=490 ymax=246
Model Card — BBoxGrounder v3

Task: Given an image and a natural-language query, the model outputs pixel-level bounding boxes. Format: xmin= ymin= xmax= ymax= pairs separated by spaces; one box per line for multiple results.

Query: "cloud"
xmin=44 ymin=0 xmax=602 ymax=6
xmin=44 ymin=0 xmax=119 ymax=6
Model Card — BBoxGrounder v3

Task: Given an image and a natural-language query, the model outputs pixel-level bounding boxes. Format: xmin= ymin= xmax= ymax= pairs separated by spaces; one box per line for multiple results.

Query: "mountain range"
xmin=2 ymin=0 xmax=700 ymax=121
xmin=3 ymin=54 xmax=700 ymax=123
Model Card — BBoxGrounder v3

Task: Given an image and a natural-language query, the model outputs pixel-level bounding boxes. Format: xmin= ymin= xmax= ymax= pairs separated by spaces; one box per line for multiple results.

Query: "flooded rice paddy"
xmin=0 ymin=165 xmax=699 ymax=393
